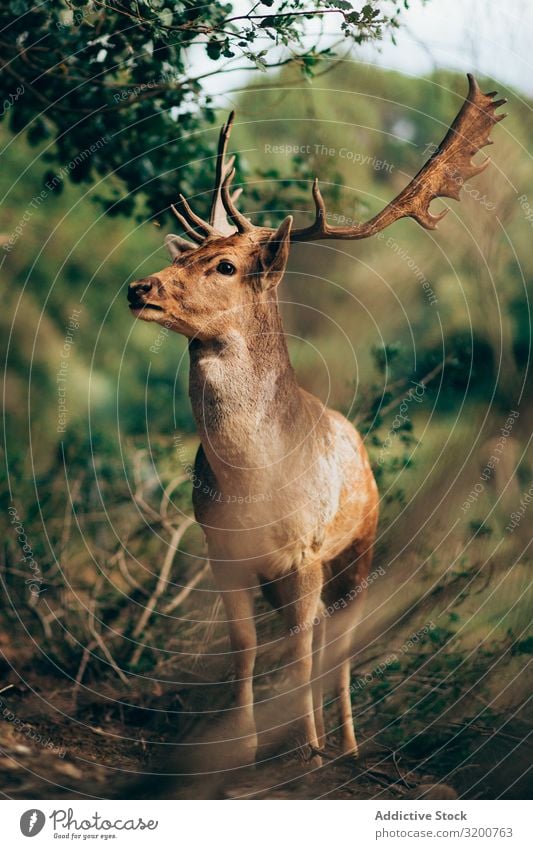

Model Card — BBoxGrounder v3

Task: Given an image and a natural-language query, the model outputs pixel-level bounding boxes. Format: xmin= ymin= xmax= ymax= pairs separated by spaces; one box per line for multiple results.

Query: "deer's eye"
xmin=216 ymin=261 xmax=236 ymax=276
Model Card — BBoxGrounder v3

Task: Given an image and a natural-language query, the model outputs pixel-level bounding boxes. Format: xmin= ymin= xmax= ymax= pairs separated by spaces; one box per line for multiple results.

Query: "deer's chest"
xmin=192 ymin=439 xmax=343 ymax=575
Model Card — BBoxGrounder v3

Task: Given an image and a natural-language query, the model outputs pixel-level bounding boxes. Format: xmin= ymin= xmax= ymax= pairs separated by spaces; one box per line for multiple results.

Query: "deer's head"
xmin=128 ymin=77 xmax=506 ymax=341
xmin=127 ymin=217 xmax=294 ymax=342
xmin=128 ymin=112 xmax=297 ymax=341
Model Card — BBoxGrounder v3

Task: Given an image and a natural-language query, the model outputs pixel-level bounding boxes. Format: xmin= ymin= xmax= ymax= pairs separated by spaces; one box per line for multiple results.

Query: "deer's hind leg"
xmin=335 ymin=630 xmax=359 ymax=757
xmin=312 ymin=605 xmax=326 ymax=749
xmin=323 ymin=535 xmax=375 ymax=758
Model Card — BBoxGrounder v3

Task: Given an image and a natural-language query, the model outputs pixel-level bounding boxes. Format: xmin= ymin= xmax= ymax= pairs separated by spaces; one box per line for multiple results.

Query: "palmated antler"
xmin=169 ymin=75 xmax=506 ymax=251
xmin=170 ymin=111 xmax=247 ymax=243
xmin=290 ymin=74 xmax=507 ymax=242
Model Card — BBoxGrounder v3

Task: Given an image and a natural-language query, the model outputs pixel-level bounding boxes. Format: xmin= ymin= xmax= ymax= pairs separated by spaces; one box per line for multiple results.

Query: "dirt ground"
xmin=1 ymin=623 xmax=530 ymax=801
xmin=0 ymin=670 xmax=448 ymax=800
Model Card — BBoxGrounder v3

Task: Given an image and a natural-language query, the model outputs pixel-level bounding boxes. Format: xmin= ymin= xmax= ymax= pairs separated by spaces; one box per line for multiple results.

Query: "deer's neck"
xmin=188 ymin=302 xmax=302 ymax=483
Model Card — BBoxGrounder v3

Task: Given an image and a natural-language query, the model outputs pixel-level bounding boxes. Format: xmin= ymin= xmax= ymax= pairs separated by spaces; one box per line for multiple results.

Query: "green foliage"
xmin=1 ymin=418 xmax=198 ymax=675
xmin=0 ymin=0 xmax=402 ymax=220
xmin=469 ymin=519 xmax=493 ymax=538
xmin=355 ymin=343 xmax=423 ymax=507
xmin=510 ymin=635 xmax=533 ymax=655
xmin=358 ymin=614 xmax=506 ymax=751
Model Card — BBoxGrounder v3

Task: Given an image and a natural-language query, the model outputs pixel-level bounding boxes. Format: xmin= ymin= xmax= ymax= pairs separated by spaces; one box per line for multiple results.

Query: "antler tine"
xmin=170 ymin=203 xmax=204 ymax=244
xmin=290 ymin=73 xmax=507 ymax=243
xmin=169 ymin=111 xmax=251 ymax=244
xmin=221 ymin=169 xmax=252 ymax=233
xmin=290 ymin=178 xmax=331 ymax=240
xmin=178 ymin=193 xmax=218 ymax=236
xmin=210 ymin=111 xmax=242 ymax=235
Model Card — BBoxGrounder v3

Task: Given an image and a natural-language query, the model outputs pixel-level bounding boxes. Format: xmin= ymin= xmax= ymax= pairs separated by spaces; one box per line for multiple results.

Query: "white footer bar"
xmin=3 ymin=799 xmax=529 ymax=848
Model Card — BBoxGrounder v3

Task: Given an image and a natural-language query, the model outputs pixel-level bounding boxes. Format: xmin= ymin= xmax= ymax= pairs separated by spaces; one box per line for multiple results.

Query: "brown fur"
xmin=129 ymin=220 xmax=378 ymax=763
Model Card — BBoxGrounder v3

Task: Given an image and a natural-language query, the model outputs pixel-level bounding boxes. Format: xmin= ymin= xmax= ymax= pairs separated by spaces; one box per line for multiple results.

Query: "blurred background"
xmin=0 ymin=0 xmax=531 ymax=799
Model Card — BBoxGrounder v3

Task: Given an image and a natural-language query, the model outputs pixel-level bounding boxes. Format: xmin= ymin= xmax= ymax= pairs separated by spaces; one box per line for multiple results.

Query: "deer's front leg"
xmin=312 ymin=607 xmax=326 ymax=748
xmin=211 ymin=565 xmax=258 ymax=762
xmin=279 ymin=562 xmax=323 ymax=761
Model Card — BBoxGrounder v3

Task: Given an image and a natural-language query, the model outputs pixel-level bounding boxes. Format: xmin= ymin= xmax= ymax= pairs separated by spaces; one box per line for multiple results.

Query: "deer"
xmin=127 ymin=75 xmax=506 ymax=766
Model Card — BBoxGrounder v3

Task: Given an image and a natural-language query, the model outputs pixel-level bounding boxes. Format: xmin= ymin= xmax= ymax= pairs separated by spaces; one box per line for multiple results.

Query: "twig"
xmin=362 ymin=768 xmax=394 ymax=788
xmin=392 ymin=749 xmax=415 ymax=788
xmin=130 ymin=516 xmax=195 ymax=666
xmin=87 ymin=582 xmax=129 ymax=687
xmin=116 ymin=547 xmax=147 ymax=595
xmin=309 ymin=744 xmax=334 ymax=760
xmin=60 ymin=475 xmax=82 ymax=555
xmin=447 ymin=721 xmax=533 ymax=745
xmin=162 ymin=562 xmax=211 ymax=615
xmin=72 ymin=641 xmax=95 ymax=706
xmin=160 ymin=474 xmax=188 ymax=520
xmin=355 ymin=357 xmax=453 ymax=425
xmin=89 ymin=625 xmax=129 ymax=686
xmin=28 ymin=594 xmax=53 ymax=639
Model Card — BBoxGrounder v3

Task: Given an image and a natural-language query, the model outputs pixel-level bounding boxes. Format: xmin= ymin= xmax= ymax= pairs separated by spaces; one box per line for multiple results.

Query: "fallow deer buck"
xmin=128 ymin=75 xmax=505 ymax=764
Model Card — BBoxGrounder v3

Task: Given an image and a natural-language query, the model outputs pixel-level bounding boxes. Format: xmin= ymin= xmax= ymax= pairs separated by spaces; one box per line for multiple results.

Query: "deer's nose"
xmin=127 ymin=276 xmax=160 ymax=305
xmin=128 ymin=276 xmax=158 ymax=297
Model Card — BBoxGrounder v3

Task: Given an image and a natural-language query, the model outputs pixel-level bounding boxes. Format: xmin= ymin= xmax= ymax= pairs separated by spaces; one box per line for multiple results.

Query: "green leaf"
xmin=206 ymin=41 xmax=222 ymax=61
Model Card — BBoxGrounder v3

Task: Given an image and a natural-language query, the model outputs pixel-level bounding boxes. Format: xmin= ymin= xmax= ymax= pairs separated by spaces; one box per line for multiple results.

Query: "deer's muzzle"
xmin=127 ymin=276 xmax=161 ymax=310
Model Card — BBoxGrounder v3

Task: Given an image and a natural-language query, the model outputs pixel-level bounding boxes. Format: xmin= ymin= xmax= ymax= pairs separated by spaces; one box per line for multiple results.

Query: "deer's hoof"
xmin=340 ymin=744 xmax=359 ymax=762
xmin=295 ymin=740 xmax=323 ymax=767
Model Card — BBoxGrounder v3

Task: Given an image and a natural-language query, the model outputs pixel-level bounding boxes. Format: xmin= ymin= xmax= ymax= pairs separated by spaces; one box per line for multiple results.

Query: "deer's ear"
xmin=258 ymin=216 xmax=293 ymax=288
xmin=165 ymin=233 xmax=196 ymax=260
